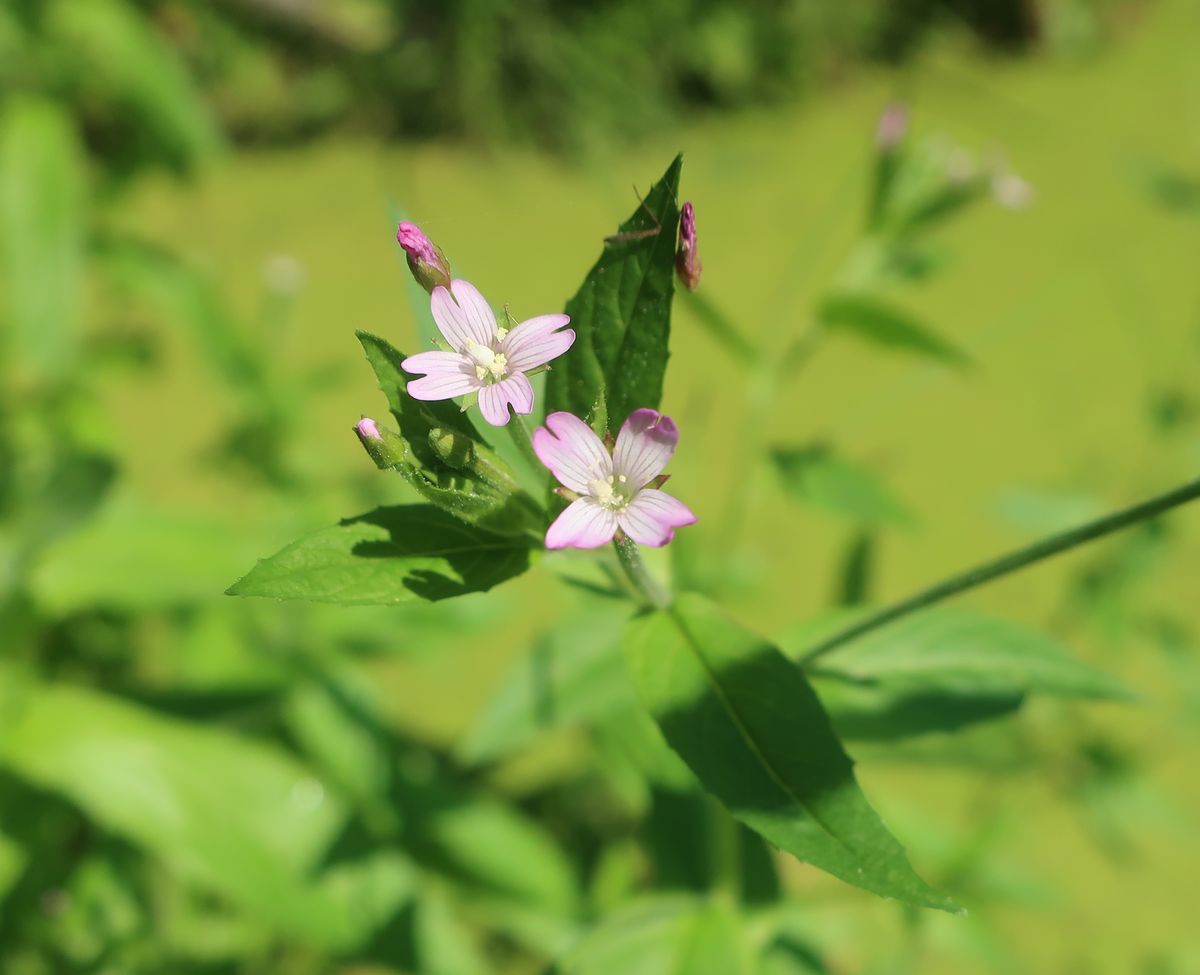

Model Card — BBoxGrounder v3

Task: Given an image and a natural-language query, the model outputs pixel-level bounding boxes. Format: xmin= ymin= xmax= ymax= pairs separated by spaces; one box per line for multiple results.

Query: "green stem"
xmin=506 ymin=412 xmax=542 ymax=472
xmin=613 ymin=535 xmax=672 ymax=609
xmin=799 ymin=476 xmax=1200 ymax=666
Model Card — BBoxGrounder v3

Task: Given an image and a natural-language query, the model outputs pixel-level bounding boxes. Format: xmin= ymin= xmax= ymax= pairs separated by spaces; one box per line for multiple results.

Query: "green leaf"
xmin=0 ymin=97 xmax=85 ymax=380
xmin=0 ymin=683 xmax=360 ymax=946
xmin=460 ymin=610 xmax=633 ymax=765
xmin=818 ymin=293 xmax=968 ymax=366
xmin=547 ymin=155 xmax=682 ymax=434
xmin=31 ymin=502 xmax=262 ymax=613
xmin=814 ymin=678 xmax=1023 ymax=741
xmin=357 ymin=331 xmax=543 ymax=533
xmin=49 ymin=0 xmax=221 ymax=169
xmin=552 ymin=896 xmax=747 ymax=975
xmin=419 ymin=797 xmax=579 ymax=916
xmin=228 ymin=505 xmax=533 ymax=605
xmin=786 ymin=608 xmax=1131 ymax=702
xmin=624 ymin=593 xmax=959 ymax=912
xmin=357 ymin=330 xmax=481 ymax=458
xmin=771 ymin=445 xmax=914 ymax=525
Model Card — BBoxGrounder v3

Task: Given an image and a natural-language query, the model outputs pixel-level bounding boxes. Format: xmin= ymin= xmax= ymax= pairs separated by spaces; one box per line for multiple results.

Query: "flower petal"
xmin=546 ymin=498 xmax=619 ymax=550
xmin=430 ymin=280 xmax=496 ymax=350
xmin=502 ymin=314 xmax=575 ymax=372
xmin=402 ymin=351 xmax=480 ymax=400
xmin=477 ymin=373 xmax=534 ymax=426
xmin=618 ymin=489 xmax=697 ymax=547
xmin=612 ymin=409 xmax=679 ymax=489
xmin=531 ymin=411 xmax=612 ymax=494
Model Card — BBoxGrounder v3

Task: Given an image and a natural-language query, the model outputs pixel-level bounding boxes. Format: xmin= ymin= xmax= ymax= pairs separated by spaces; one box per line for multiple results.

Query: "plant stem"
xmin=506 ymin=412 xmax=542 ymax=472
xmin=613 ymin=535 xmax=672 ymax=609
xmin=799 ymin=475 xmax=1200 ymax=666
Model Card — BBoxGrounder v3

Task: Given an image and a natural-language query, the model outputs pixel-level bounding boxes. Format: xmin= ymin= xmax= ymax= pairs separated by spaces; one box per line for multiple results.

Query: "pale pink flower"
xmin=401 ymin=279 xmax=575 ymax=426
xmin=533 ymin=409 xmax=697 ymax=549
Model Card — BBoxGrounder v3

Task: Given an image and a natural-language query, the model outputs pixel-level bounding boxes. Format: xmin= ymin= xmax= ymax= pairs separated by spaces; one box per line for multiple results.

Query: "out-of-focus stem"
xmin=614 ymin=536 xmax=672 ymax=609
xmin=799 ymin=476 xmax=1200 ymax=666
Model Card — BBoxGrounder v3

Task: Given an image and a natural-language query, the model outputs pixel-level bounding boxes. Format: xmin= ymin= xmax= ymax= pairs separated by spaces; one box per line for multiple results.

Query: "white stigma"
xmin=588 ymin=475 xmax=629 ymax=510
xmin=464 ymin=338 xmax=508 ymax=382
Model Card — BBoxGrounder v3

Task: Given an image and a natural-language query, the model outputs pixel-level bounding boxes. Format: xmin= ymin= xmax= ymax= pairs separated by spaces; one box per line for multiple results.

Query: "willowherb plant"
xmin=230 ymin=139 xmax=1200 ymax=936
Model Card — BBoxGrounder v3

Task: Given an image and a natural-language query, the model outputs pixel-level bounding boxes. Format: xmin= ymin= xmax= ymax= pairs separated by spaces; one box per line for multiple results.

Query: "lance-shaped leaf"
xmin=624 ymin=593 xmax=959 ymax=912
xmin=771 ymin=444 xmax=914 ymax=525
xmin=228 ymin=505 xmax=533 ymax=605
xmin=357 ymin=331 xmax=543 ymax=534
xmin=0 ymin=682 xmax=371 ymax=947
xmin=547 ymin=155 xmax=682 ymax=434
xmin=358 ymin=330 xmax=482 ymax=457
xmin=786 ymin=608 xmax=1131 ymax=702
xmin=818 ymin=292 xmax=968 ymax=366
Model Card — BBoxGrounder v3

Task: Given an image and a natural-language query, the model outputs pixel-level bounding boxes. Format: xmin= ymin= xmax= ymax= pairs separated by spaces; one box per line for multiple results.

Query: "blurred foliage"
xmin=0 ymin=0 xmax=1136 ymax=157
xmin=0 ymin=0 xmax=1197 ymax=972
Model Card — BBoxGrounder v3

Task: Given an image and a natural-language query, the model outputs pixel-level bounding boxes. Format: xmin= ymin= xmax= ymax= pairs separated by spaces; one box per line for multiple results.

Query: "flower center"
xmin=464 ymin=339 xmax=508 ymax=383
xmin=589 ymin=474 xmax=630 ymax=510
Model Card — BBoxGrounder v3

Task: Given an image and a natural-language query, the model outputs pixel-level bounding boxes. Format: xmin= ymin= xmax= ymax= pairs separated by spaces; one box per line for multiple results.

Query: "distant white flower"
xmin=402 ymin=279 xmax=575 ymax=426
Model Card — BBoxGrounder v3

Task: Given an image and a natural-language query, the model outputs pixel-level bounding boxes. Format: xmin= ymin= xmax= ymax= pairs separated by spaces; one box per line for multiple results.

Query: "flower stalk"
xmin=614 ymin=535 xmax=671 ymax=609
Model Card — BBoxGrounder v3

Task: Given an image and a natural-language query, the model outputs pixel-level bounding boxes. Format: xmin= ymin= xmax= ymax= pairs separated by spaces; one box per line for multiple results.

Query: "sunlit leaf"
xmin=625 ymin=594 xmax=959 ymax=911
xmin=771 ymin=445 xmax=913 ymax=525
xmin=0 ymin=683 xmax=362 ymax=945
xmin=0 ymin=97 xmax=85 ymax=381
xmin=552 ymin=896 xmax=747 ymax=975
xmin=787 ymin=608 xmax=1131 ymax=702
xmin=818 ymin=292 xmax=968 ymax=366
xmin=229 ymin=505 xmax=534 ymax=605
xmin=31 ymin=502 xmax=261 ymax=613
xmin=547 ymin=155 xmax=682 ymax=434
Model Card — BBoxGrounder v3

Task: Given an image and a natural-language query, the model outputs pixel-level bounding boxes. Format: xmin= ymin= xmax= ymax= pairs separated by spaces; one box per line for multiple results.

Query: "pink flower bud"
xmin=674 ymin=202 xmax=702 ymax=291
xmin=876 ymin=102 xmax=908 ymax=150
xmin=355 ymin=416 xmax=411 ymax=469
xmin=395 ymin=221 xmax=451 ymax=293
xmin=356 ymin=416 xmax=381 ymax=442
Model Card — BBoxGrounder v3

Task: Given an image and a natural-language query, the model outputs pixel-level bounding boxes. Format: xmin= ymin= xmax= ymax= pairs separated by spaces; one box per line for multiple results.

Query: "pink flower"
xmin=533 ymin=409 xmax=697 ymax=549
xmin=402 ymin=279 xmax=575 ymax=426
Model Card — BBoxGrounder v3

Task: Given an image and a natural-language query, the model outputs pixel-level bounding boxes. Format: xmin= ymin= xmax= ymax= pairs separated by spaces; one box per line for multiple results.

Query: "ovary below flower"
xmin=401 ymin=279 xmax=575 ymax=427
xmin=533 ymin=409 xmax=698 ymax=549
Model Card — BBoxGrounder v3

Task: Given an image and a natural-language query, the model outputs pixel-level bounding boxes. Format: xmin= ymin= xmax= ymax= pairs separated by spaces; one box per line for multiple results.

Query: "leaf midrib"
xmin=664 ymin=605 xmax=858 ymax=859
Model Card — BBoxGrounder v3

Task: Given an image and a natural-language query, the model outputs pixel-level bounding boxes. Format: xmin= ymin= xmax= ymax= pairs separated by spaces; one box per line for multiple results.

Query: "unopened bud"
xmin=876 ymin=102 xmax=908 ymax=150
xmin=356 ymin=417 xmax=381 ymax=442
xmin=355 ymin=417 xmax=409 ymax=469
xmin=429 ymin=427 xmax=519 ymax=492
xmin=674 ymin=202 xmax=702 ymax=291
xmin=396 ymin=221 xmax=451 ymax=294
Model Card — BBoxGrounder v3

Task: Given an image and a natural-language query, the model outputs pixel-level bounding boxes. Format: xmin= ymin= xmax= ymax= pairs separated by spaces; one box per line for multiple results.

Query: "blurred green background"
xmin=2 ymin=0 xmax=1199 ymax=972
